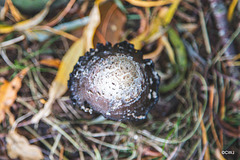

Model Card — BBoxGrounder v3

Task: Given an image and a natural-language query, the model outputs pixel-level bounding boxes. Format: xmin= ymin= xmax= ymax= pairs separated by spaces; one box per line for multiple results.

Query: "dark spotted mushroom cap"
xmin=68 ymin=41 xmax=160 ymax=121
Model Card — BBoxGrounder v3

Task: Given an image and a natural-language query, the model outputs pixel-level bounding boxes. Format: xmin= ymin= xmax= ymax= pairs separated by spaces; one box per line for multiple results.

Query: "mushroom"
xmin=68 ymin=41 xmax=160 ymax=121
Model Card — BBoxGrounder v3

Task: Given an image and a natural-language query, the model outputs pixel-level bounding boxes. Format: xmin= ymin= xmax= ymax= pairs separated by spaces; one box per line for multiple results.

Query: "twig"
xmin=208 ymin=0 xmax=236 ymax=57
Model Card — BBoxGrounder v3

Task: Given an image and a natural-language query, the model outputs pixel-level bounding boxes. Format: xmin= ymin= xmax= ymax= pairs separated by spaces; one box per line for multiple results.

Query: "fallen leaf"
xmin=126 ymin=0 xmax=173 ymax=7
xmin=227 ymin=0 xmax=238 ymax=21
xmin=40 ymin=58 xmax=61 ymax=68
xmin=199 ymin=106 xmax=210 ymax=160
xmin=31 ymin=0 xmax=105 ymax=123
xmin=0 ymin=0 xmax=54 ymax=33
xmin=162 ymin=0 xmax=181 ymax=26
xmin=6 ymin=130 xmax=44 ymax=160
xmin=177 ymin=23 xmax=198 ymax=33
xmin=130 ymin=1 xmax=180 ymax=50
xmin=95 ymin=1 xmax=126 ymax=44
xmin=0 ymin=68 xmax=29 ymax=125
xmin=24 ymin=17 xmax=89 ymax=42
xmin=130 ymin=7 xmax=169 ymax=49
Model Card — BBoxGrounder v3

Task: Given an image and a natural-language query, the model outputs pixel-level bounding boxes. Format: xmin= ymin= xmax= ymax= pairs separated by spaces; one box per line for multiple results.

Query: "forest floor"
xmin=0 ymin=0 xmax=239 ymax=159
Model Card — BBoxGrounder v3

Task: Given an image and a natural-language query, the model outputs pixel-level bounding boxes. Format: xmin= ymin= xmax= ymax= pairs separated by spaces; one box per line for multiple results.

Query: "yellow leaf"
xmin=227 ymin=0 xmax=238 ymax=21
xmin=162 ymin=0 xmax=181 ymax=26
xmin=0 ymin=25 xmax=14 ymax=33
xmin=0 ymin=68 xmax=29 ymax=125
xmin=126 ymin=0 xmax=173 ymax=7
xmin=14 ymin=0 xmax=54 ymax=31
xmin=130 ymin=30 xmax=148 ymax=50
xmin=31 ymin=0 xmax=103 ymax=123
xmin=6 ymin=131 xmax=44 ymax=160
xmin=39 ymin=58 xmax=61 ymax=68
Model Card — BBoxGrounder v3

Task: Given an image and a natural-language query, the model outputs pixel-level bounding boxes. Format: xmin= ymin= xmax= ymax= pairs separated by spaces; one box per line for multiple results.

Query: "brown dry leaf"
xmin=130 ymin=0 xmax=180 ymax=51
xmin=6 ymin=130 xmax=44 ymax=160
xmin=95 ymin=1 xmax=126 ymax=44
xmin=40 ymin=58 xmax=61 ymax=68
xmin=130 ymin=7 xmax=167 ymax=49
xmin=31 ymin=0 xmax=105 ymax=123
xmin=0 ymin=68 xmax=29 ymax=125
xmin=162 ymin=0 xmax=181 ymax=26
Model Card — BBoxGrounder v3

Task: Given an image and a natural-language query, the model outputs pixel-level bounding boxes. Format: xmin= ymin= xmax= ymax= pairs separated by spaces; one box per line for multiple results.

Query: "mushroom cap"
xmin=68 ymin=41 xmax=160 ymax=121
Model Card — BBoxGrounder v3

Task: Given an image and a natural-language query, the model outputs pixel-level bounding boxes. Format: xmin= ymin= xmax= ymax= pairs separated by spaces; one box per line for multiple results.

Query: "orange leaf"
xmin=0 ymin=68 xmax=29 ymax=125
xmin=40 ymin=58 xmax=61 ymax=68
